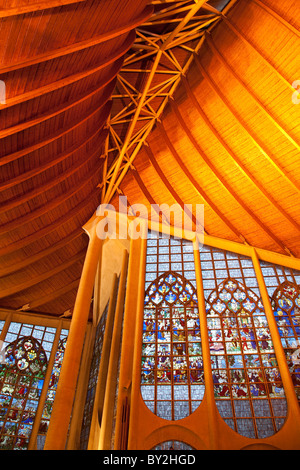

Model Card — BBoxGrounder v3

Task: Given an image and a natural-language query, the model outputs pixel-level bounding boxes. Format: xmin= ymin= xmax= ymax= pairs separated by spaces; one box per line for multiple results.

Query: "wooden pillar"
xmin=44 ymin=216 xmax=103 ymax=450
xmin=88 ymin=272 xmax=119 ymax=449
xmin=251 ymin=247 xmax=300 ymax=419
xmin=98 ymin=248 xmax=129 ymax=449
xmin=193 ymin=236 xmax=219 ymax=450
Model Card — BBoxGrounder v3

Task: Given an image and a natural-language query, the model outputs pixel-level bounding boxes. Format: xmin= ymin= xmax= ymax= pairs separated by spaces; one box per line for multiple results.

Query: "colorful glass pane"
xmin=141 ymin=234 xmax=204 ymax=421
xmin=202 ymin=246 xmax=287 ymax=439
xmin=0 ymin=336 xmax=47 ymax=450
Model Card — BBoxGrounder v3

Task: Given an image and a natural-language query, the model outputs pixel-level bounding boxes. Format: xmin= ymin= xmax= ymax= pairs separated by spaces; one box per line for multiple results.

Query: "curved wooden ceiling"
xmin=0 ymin=0 xmax=299 ymax=318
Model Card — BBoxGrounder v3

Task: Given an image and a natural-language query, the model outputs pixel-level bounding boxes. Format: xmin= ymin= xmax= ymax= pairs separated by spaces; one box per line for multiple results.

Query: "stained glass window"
xmin=80 ymin=304 xmax=109 ymax=449
xmin=259 ymin=260 xmax=300 ymax=406
xmin=37 ymin=328 xmax=69 ymax=449
xmin=202 ymin=246 xmax=287 ymax=439
xmin=0 ymin=320 xmax=69 ymax=450
xmin=0 ymin=334 xmax=48 ymax=450
xmin=141 ymin=233 xmax=204 ymax=421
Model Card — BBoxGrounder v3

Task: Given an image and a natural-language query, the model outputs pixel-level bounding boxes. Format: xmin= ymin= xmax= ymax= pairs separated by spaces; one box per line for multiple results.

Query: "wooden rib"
xmin=0 ymin=0 xmax=85 ymax=18
xmin=0 ymin=31 xmax=135 ymax=109
xmin=169 ymin=98 xmax=295 ymax=255
xmin=205 ymin=33 xmax=300 ymax=152
xmin=27 ymin=279 xmax=81 ymax=311
xmin=0 ymin=128 xmax=108 ymax=192
xmin=193 ymin=53 xmax=300 ymax=194
xmin=252 ymin=0 xmax=300 ymax=37
xmin=0 ymin=251 xmax=85 ymax=299
xmin=0 ymin=161 xmax=103 ymax=235
xmin=130 ymin=168 xmax=167 ymax=224
xmin=157 ymin=121 xmax=248 ymax=243
xmin=0 ymin=190 xmax=99 ymax=257
xmin=222 ymin=17 xmax=295 ymax=90
xmin=0 ymin=99 xmax=111 ymax=166
xmin=1 ymin=143 xmax=104 ymax=212
xmin=0 ymin=66 xmax=118 ymax=138
xmin=0 ymin=230 xmax=83 ymax=277
xmin=144 ymin=143 xmax=206 ymax=234
xmin=0 ymin=6 xmax=153 ymax=73
xmin=181 ymin=78 xmax=300 ymax=231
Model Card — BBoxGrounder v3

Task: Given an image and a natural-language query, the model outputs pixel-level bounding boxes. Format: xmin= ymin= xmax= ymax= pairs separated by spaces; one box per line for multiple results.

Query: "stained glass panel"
xmin=202 ymin=246 xmax=287 ymax=439
xmin=141 ymin=233 xmax=204 ymax=421
xmin=259 ymin=260 xmax=300 ymax=406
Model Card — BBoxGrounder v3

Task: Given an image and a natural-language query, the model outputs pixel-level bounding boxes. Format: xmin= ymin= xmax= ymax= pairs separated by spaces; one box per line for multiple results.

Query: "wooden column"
xmin=193 ymin=236 xmax=219 ymax=450
xmin=88 ymin=272 xmax=119 ymax=449
xmin=251 ymin=247 xmax=300 ymax=419
xmin=44 ymin=216 xmax=103 ymax=450
xmin=98 ymin=248 xmax=129 ymax=449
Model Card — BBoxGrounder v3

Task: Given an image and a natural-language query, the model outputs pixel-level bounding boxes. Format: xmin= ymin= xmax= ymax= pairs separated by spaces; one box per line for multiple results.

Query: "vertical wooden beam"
xmin=99 ymin=249 xmax=129 ymax=449
xmin=193 ymin=236 xmax=219 ymax=450
xmin=44 ymin=216 xmax=104 ymax=450
xmin=88 ymin=272 xmax=120 ymax=449
xmin=251 ymin=247 xmax=300 ymax=419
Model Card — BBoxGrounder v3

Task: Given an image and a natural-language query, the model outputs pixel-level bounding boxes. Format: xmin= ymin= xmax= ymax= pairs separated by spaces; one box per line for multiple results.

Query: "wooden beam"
xmin=27 ymin=279 xmax=81 ymax=310
xmin=0 ymin=0 xmax=86 ymax=18
xmin=0 ymin=6 xmax=153 ymax=72
xmin=157 ymin=121 xmax=248 ymax=243
xmin=182 ymin=78 xmax=300 ymax=231
xmin=0 ymin=251 xmax=85 ymax=299
xmin=0 ymin=32 xmax=134 ymax=109
xmin=193 ymin=53 xmax=300 ymax=194
xmin=170 ymin=98 xmax=295 ymax=256
xmin=252 ymin=0 xmax=300 ymax=37
xmin=0 ymin=128 xmax=107 ymax=192
xmin=0 ymin=100 xmax=111 ymax=166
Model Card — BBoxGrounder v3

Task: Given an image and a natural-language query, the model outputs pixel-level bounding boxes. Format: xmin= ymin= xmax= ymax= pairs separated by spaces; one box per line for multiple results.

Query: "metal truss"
xmin=100 ymin=0 xmax=226 ymax=205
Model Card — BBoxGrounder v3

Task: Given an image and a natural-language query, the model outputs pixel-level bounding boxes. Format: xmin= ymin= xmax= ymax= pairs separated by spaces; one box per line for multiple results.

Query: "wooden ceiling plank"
xmin=0 ymin=99 xmax=111 ymax=166
xmin=169 ymin=98 xmax=295 ymax=256
xmin=205 ymin=32 xmax=300 ymax=153
xmin=193 ymin=53 xmax=300 ymax=195
xmin=0 ymin=65 xmax=118 ymax=138
xmin=252 ymin=0 xmax=300 ymax=37
xmin=144 ymin=143 xmax=206 ymax=234
xmin=0 ymin=251 xmax=85 ymax=299
xmin=0 ymin=0 xmax=86 ymax=18
xmin=0 ymin=230 xmax=83 ymax=277
xmin=182 ymin=77 xmax=300 ymax=232
xmin=27 ymin=278 xmax=81 ymax=311
xmin=0 ymin=159 xmax=103 ymax=236
xmin=0 ymin=128 xmax=107 ymax=192
xmin=0 ymin=190 xmax=98 ymax=257
xmin=0 ymin=31 xmax=135 ymax=110
xmin=0 ymin=6 xmax=153 ymax=73
xmin=157 ymin=120 xmax=248 ymax=243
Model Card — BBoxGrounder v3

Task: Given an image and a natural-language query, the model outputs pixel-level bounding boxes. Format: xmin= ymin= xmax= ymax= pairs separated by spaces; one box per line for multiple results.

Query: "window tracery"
xmin=206 ymin=277 xmax=287 ymax=439
xmin=0 ymin=336 xmax=48 ymax=450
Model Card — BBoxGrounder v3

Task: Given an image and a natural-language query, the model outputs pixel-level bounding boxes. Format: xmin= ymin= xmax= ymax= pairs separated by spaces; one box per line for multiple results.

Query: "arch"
xmin=145 ymin=423 xmax=206 ymax=450
xmin=206 ymin=278 xmax=288 ymax=439
xmin=271 ymin=281 xmax=300 ymax=405
xmin=0 ymin=336 xmax=48 ymax=450
xmin=141 ymin=270 xmax=204 ymax=421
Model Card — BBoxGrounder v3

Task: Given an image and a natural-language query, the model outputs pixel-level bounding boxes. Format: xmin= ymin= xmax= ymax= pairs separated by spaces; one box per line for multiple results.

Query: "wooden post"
xmin=193 ymin=236 xmax=219 ymax=450
xmin=44 ymin=216 xmax=103 ymax=450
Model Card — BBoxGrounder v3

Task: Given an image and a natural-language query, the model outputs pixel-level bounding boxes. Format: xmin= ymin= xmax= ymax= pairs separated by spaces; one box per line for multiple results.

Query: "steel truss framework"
xmin=100 ymin=0 xmax=234 ymax=205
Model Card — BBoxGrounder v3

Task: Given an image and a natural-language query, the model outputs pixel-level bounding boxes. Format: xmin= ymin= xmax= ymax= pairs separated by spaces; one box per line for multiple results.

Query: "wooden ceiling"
xmin=0 ymin=0 xmax=299 ymax=319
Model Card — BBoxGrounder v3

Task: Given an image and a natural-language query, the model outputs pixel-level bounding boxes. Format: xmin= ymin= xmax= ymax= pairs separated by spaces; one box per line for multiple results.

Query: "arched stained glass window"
xmin=141 ymin=233 xmax=204 ymax=421
xmin=202 ymin=246 xmax=288 ymax=439
xmin=271 ymin=281 xmax=300 ymax=404
xmin=0 ymin=336 xmax=47 ymax=450
xmin=259 ymin=260 xmax=300 ymax=406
